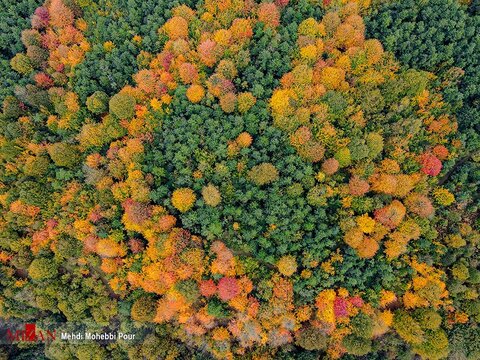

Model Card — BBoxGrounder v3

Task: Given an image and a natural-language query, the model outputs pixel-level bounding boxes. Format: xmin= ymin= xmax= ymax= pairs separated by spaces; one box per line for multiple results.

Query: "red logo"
xmin=6 ymin=323 xmax=56 ymax=342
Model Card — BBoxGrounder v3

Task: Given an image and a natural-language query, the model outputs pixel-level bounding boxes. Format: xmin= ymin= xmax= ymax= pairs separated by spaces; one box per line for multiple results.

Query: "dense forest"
xmin=0 ymin=0 xmax=478 ymax=359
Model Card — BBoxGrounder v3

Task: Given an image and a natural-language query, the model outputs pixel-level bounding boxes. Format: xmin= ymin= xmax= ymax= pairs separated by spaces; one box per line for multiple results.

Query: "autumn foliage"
xmin=0 ymin=0 xmax=477 ymax=359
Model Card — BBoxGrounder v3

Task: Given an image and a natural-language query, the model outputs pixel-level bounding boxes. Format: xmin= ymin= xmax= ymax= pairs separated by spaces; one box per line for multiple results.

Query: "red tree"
xmin=420 ymin=153 xmax=442 ymax=176
xmin=218 ymin=277 xmax=240 ymax=301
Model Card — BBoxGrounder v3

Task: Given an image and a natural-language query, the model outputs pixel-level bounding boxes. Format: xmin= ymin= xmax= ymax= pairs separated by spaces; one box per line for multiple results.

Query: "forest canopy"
xmin=0 ymin=0 xmax=479 ymax=359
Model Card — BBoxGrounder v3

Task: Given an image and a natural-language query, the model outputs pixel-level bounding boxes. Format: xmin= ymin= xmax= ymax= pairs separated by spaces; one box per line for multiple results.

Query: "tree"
xmin=202 ymin=184 xmax=221 ymax=207
xmin=198 ymin=40 xmax=218 ymax=67
xmin=420 ymin=154 xmax=442 ymax=176
xmin=414 ymin=308 xmax=442 ymax=330
xmin=10 ymin=53 xmax=33 ymax=74
xmin=248 ymin=163 xmax=279 ymax=185
xmin=257 ymin=3 xmax=280 ymax=29
xmin=200 ymin=280 xmax=217 ymax=297
xmin=236 ymin=132 xmax=253 ymax=148
xmin=237 ymin=92 xmax=256 ymax=113
xmin=179 ymin=62 xmax=198 ymax=84
xmin=47 ymin=143 xmax=80 ymax=168
xmin=343 ymin=335 xmax=372 ymax=356
xmin=109 ymin=93 xmax=136 ymax=119
xmin=277 ymin=255 xmax=297 ymax=277
xmin=131 ymin=296 xmax=157 ymax=322
xmin=349 ymin=176 xmax=370 ymax=196
xmin=49 ymin=0 xmax=74 ymax=28
xmin=295 ymin=327 xmax=328 ymax=351
xmin=219 ymin=92 xmax=237 ymax=113
xmin=172 ymin=188 xmax=196 ymax=213
xmin=186 ymin=84 xmax=205 ymax=103
xmin=374 ymin=200 xmax=406 ymax=229
xmin=218 ymin=277 xmax=239 ymax=301
xmin=28 ymin=257 xmax=58 ymax=280
xmin=162 ymin=16 xmax=189 ymax=40
xmin=86 ymin=91 xmax=108 ymax=114
xmin=413 ymin=329 xmax=450 ymax=360
xmin=405 ymin=194 xmax=434 ymax=218
xmin=321 ymin=158 xmax=339 ymax=175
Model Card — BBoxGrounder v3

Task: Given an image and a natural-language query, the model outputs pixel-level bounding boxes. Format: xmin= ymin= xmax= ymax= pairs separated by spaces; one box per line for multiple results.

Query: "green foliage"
xmin=295 ymin=327 xmax=328 ymax=351
xmin=306 ymin=185 xmax=328 ymax=206
xmin=17 ymin=180 xmax=49 ymax=207
xmin=47 ymin=143 xmax=80 ymax=169
xmin=109 ymin=93 xmax=136 ymax=119
xmin=414 ymin=308 xmax=442 ymax=330
xmin=412 ymin=329 xmax=450 ymax=360
xmin=54 ymin=235 xmax=82 ymax=260
xmin=0 ymin=0 xmax=43 ymax=102
xmin=449 ymin=324 xmax=480 ymax=360
xmin=10 ymin=53 xmax=32 ymax=74
xmin=247 ymin=162 xmax=279 ymax=186
xmin=86 ymin=91 xmax=108 ymax=114
xmin=334 ymin=147 xmax=351 ymax=167
xmin=131 ymin=295 xmax=157 ymax=322
xmin=367 ymin=0 xmax=477 ymax=101
xmin=342 ymin=334 xmax=373 ymax=356
xmin=350 ymin=313 xmax=374 ymax=338
xmin=393 ymin=310 xmax=424 ymax=345
xmin=175 ymin=279 xmax=200 ymax=303
xmin=140 ymin=334 xmax=178 ymax=359
xmin=75 ymin=343 xmax=108 ymax=360
xmin=207 ymin=298 xmax=230 ymax=319
xmin=28 ymin=257 xmax=58 ymax=280
xmin=23 ymin=155 xmax=50 ymax=177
